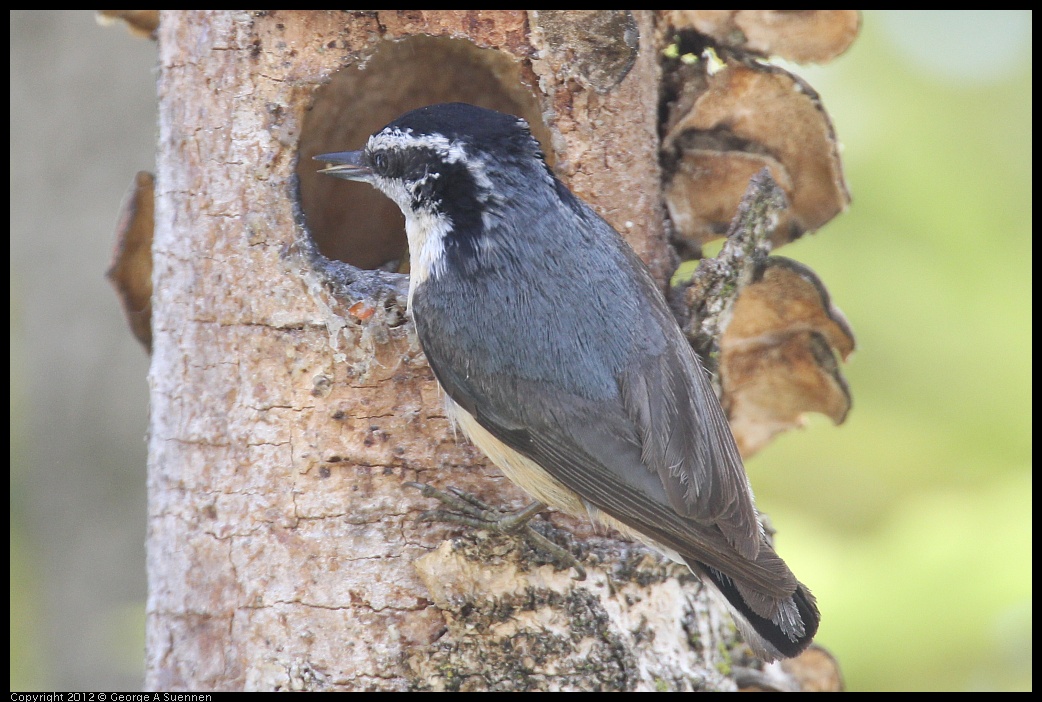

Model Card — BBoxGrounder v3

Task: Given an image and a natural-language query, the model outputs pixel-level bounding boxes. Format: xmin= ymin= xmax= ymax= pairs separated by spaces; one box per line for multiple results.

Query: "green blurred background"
xmin=747 ymin=10 xmax=1032 ymax=692
xmin=9 ymin=10 xmax=1031 ymax=692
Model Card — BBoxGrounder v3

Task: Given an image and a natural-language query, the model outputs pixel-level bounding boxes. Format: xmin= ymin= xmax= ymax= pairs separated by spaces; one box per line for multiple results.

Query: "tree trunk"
xmin=147 ymin=10 xmax=765 ymax=691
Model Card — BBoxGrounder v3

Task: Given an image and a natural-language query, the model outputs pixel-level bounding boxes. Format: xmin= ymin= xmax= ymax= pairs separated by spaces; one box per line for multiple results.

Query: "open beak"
xmin=314 ymin=150 xmax=373 ymax=182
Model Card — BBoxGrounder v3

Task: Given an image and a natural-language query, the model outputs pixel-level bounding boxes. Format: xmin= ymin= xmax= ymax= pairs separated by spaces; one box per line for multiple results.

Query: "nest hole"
xmin=298 ymin=35 xmax=549 ymax=272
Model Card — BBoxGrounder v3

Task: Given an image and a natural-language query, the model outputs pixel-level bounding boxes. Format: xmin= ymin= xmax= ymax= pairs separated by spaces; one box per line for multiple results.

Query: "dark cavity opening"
xmin=298 ymin=35 xmax=549 ymax=272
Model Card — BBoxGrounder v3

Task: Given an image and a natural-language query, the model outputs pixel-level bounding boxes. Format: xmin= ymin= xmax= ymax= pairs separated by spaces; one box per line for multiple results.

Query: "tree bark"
xmin=147 ymin=10 xmax=746 ymax=691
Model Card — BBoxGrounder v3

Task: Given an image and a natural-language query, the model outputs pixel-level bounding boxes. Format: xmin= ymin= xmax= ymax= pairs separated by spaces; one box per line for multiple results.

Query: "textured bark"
xmin=147 ymin=10 xmax=751 ymax=691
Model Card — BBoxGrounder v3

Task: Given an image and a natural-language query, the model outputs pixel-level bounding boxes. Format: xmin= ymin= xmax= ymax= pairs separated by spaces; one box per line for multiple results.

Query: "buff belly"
xmin=443 ymin=395 xmax=686 ymax=564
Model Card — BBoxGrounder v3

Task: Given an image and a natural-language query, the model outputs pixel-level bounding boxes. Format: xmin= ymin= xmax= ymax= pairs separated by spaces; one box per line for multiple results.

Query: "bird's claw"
xmin=406 ymin=481 xmax=586 ymax=580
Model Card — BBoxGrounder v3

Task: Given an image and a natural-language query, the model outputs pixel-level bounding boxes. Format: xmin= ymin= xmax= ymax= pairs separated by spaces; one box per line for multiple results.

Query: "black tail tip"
xmin=701 ymin=566 xmax=820 ymax=661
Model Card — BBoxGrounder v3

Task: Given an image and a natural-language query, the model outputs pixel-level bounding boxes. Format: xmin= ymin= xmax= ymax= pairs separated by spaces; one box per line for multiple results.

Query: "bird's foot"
xmin=405 ymin=481 xmax=586 ymax=580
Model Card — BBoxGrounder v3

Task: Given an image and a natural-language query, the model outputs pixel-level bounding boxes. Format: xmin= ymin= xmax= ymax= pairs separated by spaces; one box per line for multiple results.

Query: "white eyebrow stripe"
xmin=367 ymin=128 xmax=494 ymax=192
xmin=368 ymin=129 xmax=466 ymax=163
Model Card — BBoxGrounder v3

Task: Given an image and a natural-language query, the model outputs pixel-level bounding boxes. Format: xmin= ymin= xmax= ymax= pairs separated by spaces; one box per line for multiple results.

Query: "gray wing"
xmin=412 ymin=240 xmax=795 ymax=600
xmin=425 ymin=336 xmax=799 ymax=601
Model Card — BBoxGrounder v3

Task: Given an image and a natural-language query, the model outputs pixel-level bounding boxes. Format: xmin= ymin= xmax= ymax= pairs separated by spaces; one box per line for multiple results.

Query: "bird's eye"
xmin=371 ymin=151 xmax=389 ymax=173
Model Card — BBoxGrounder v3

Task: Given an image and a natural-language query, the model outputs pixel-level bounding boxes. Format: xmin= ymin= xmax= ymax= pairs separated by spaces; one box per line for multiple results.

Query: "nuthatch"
xmin=316 ymin=103 xmax=818 ymax=661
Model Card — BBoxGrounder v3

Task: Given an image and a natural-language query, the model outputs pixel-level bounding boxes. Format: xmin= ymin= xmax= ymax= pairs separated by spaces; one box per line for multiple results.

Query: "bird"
xmin=316 ymin=102 xmax=818 ymax=661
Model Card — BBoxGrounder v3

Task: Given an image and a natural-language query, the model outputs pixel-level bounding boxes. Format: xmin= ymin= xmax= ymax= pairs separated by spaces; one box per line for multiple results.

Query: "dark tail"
xmin=691 ymin=560 xmax=820 ymax=661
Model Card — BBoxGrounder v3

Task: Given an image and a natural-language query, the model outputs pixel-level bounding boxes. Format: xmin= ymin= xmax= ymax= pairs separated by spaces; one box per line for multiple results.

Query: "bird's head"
xmin=316 ymin=103 xmax=563 ymax=285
